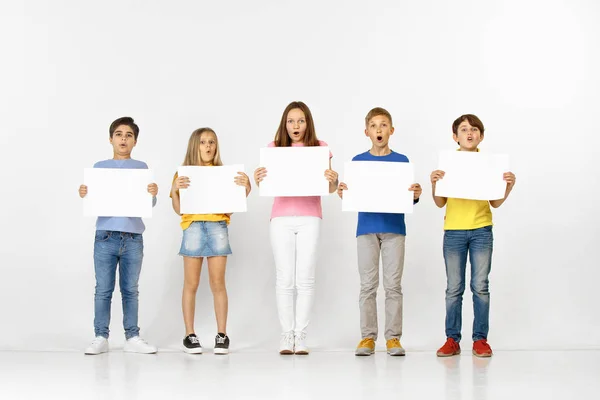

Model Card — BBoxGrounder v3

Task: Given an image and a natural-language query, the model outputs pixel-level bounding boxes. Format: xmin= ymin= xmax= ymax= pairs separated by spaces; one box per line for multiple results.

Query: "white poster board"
xmin=259 ymin=147 xmax=330 ymax=197
xmin=342 ymin=161 xmax=415 ymax=213
xmin=83 ymin=168 xmax=153 ymax=218
xmin=435 ymin=151 xmax=510 ymax=200
xmin=178 ymin=165 xmax=247 ymax=214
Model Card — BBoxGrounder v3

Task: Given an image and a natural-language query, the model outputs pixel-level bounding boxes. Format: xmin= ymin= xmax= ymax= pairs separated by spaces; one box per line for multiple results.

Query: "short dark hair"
xmin=452 ymin=114 xmax=484 ymax=135
xmin=109 ymin=117 xmax=139 ymax=140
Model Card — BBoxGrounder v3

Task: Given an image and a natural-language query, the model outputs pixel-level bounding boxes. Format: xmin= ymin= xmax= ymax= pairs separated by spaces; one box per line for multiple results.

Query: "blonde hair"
xmin=182 ymin=128 xmax=223 ymax=166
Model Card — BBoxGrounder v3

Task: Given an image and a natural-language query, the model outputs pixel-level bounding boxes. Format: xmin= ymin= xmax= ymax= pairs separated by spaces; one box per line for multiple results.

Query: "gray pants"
xmin=357 ymin=233 xmax=406 ymax=341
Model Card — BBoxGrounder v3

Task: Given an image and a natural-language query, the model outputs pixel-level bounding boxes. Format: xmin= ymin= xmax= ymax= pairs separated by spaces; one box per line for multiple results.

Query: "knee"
xmin=209 ymin=279 xmax=227 ymax=294
xmin=384 ymin=283 xmax=402 ymax=296
xmin=446 ymin=282 xmax=465 ymax=298
xmin=184 ymin=280 xmax=200 ymax=293
xmin=276 ymin=273 xmax=294 ymax=290
xmin=360 ymin=280 xmax=379 ymax=296
xmin=470 ymin=280 xmax=489 ymax=296
xmin=120 ymin=285 xmax=139 ymax=299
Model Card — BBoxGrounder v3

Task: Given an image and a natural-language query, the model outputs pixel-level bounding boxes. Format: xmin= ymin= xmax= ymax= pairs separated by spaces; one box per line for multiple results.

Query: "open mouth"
xmin=377 ymin=136 xmax=383 ymax=141
xmin=292 ymin=131 xmax=300 ymax=136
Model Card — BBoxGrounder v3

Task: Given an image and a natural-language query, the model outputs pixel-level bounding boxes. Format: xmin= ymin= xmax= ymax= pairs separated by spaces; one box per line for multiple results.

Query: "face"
xmin=110 ymin=125 xmax=136 ymax=157
xmin=365 ymin=115 xmax=394 ymax=148
xmin=198 ymin=131 xmax=217 ymax=164
xmin=286 ymin=108 xmax=307 ymax=143
xmin=454 ymin=119 xmax=483 ymax=151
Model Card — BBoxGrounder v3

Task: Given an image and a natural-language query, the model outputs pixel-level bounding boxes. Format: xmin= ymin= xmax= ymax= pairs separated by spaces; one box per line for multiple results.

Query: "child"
xmin=254 ymin=101 xmax=338 ymax=355
xmin=79 ymin=117 xmax=158 ymax=355
xmin=338 ymin=107 xmax=422 ymax=356
xmin=431 ymin=114 xmax=516 ymax=358
xmin=170 ymin=128 xmax=251 ymax=355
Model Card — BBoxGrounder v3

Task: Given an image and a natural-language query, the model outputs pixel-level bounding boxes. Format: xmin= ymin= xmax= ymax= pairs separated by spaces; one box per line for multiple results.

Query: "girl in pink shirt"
xmin=254 ymin=101 xmax=338 ymax=355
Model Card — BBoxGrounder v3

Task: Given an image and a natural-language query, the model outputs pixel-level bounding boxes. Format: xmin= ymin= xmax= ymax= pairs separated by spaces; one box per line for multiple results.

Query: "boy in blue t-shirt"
xmin=79 ymin=117 xmax=158 ymax=355
xmin=338 ymin=107 xmax=421 ymax=356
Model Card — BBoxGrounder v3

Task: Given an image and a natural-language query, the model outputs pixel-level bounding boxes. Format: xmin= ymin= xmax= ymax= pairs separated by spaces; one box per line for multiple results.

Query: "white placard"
xmin=259 ymin=147 xmax=330 ymax=197
xmin=178 ymin=165 xmax=247 ymax=214
xmin=342 ymin=161 xmax=415 ymax=214
xmin=83 ymin=168 xmax=154 ymax=218
xmin=435 ymin=151 xmax=510 ymax=200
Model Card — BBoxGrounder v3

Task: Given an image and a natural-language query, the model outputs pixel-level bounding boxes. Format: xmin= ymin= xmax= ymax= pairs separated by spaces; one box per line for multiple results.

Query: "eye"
xmin=299 ymin=119 xmax=305 ymax=123
xmin=287 ymin=119 xmax=293 ymax=124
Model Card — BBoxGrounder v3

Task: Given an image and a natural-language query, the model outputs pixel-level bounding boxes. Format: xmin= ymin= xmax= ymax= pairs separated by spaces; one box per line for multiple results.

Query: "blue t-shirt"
xmin=94 ymin=158 xmax=156 ymax=234
xmin=352 ymin=150 xmax=413 ymax=237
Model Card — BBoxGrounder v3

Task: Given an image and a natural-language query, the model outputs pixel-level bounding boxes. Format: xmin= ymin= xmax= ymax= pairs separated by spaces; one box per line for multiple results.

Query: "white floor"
xmin=0 ymin=350 xmax=597 ymax=400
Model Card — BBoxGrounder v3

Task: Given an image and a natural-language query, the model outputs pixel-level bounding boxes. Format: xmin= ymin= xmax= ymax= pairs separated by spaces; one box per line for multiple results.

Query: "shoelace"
xmin=281 ymin=332 xmax=294 ymax=346
xmin=189 ymin=336 xmax=200 ymax=344
xmin=358 ymin=338 xmax=374 ymax=347
xmin=216 ymin=336 xmax=226 ymax=344
xmin=295 ymin=332 xmax=306 ymax=342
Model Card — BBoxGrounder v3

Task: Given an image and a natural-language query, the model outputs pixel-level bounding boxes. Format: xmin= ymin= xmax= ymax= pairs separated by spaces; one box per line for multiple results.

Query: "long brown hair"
xmin=182 ymin=128 xmax=223 ymax=166
xmin=273 ymin=101 xmax=320 ymax=147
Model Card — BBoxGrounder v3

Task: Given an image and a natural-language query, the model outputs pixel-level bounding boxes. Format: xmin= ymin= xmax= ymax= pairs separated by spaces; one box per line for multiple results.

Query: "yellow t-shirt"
xmin=444 ymin=198 xmax=492 ymax=230
xmin=443 ymin=148 xmax=492 ymax=230
xmin=170 ymin=171 xmax=230 ymax=230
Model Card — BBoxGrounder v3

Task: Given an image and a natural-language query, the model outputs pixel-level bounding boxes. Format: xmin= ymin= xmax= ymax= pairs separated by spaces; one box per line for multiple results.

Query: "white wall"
xmin=0 ymin=0 xmax=598 ymax=351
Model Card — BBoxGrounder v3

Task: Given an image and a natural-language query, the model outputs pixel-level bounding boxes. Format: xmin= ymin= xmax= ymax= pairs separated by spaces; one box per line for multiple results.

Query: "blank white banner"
xmin=259 ymin=147 xmax=330 ymax=197
xmin=435 ymin=151 xmax=510 ymax=200
xmin=83 ymin=168 xmax=154 ymax=218
xmin=178 ymin=165 xmax=247 ymax=214
xmin=342 ymin=161 xmax=415 ymax=214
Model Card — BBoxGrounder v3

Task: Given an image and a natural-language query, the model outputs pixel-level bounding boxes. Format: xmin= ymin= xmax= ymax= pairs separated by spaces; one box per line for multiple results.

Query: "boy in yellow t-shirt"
xmin=430 ymin=114 xmax=516 ymax=358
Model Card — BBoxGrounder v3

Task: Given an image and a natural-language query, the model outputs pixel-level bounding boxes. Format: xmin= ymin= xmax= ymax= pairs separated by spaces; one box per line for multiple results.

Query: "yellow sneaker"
xmin=386 ymin=338 xmax=405 ymax=356
xmin=355 ymin=338 xmax=375 ymax=356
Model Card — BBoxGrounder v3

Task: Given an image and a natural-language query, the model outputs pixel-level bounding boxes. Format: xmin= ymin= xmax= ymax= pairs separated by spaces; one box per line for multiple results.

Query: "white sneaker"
xmin=84 ymin=336 xmax=108 ymax=355
xmin=294 ymin=331 xmax=309 ymax=355
xmin=279 ymin=331 xmax=294 ymax=355
xmin=123 ymin=336 xmax=157 ymax=354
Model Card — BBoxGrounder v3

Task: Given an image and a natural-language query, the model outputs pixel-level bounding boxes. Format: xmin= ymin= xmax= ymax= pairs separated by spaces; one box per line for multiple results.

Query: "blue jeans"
xmin=93 ymin=230 xmax=143 ymax=339
xmin=443 ymin=226 xmax=493 ymax=342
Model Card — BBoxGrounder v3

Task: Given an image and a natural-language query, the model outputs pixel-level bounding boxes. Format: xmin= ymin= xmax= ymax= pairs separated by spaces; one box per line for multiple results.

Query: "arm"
xmin=431 ymin=170 xmax=447 ymax=208
xmin=409 ymin=183 xmax=422 ymax=203
xmin=325 ymin=160 xmax=339 ymax=194
xmin=148 ymin=183 xmax=158 ymax=207
xmin=254 ymin=167 xmax=267 ymax=187
xmin=489 ymin=172 xmax=516 ymax=208
xmin=171 ymin=176 xmax=190 ymax=215
xmin=234 ymin=172 xmax=252 ymax=197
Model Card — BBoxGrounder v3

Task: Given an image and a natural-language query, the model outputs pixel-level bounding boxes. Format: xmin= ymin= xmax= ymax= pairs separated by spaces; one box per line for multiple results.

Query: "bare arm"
xmin=430 ymin=170 xmax=447 ymax=208
xmin=489 ymin=172 xmax=516 ymax=208
xmin=171 ymin=176 xmax=190 ymax=215
xmin=325 ymin=160 xmax=339 ymax=194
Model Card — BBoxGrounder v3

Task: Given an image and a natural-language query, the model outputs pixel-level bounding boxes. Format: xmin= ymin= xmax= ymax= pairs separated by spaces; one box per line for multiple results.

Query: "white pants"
xmin=270 ymin=216 xmax=321 ymax=334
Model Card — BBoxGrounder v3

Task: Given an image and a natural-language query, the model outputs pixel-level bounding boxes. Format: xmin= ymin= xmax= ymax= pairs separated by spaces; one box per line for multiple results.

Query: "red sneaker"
xmin=436 ymin=338 xmax=461 ymax=357
xmin=472 ymin=339 xmax=493 ymax=357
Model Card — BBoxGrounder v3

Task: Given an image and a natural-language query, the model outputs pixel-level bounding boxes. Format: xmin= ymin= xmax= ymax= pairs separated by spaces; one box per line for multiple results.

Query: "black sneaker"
xmin=183 ymin=334 xmax=203 ymax=354
xmin=214 ymin=333 xmax=230 ymax=355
